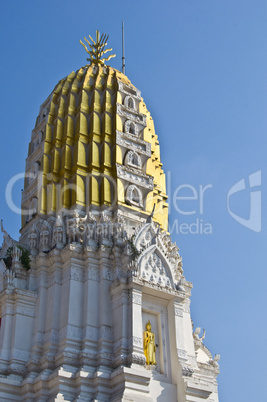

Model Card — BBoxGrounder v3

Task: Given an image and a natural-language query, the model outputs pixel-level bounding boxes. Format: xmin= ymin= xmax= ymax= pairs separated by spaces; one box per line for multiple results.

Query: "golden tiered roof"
xmin=21 ymin=32 xmax=168 ymax=231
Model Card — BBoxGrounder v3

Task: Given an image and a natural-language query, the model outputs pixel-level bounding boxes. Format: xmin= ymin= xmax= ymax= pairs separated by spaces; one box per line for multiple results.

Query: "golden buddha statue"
xmin=144 ymin=320 xmax=157 ymax=365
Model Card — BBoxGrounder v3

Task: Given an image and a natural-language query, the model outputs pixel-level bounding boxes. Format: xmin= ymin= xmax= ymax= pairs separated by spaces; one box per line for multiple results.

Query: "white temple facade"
xmin=0 ymin=32 xmax=219 ymax=401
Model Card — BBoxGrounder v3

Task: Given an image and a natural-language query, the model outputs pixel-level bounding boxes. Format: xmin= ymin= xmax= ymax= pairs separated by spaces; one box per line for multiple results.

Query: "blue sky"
xmin=1 ymin=1 xmax=266 ymax=400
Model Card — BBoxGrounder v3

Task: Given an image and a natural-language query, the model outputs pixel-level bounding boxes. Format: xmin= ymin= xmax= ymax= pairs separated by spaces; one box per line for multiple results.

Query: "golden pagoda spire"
xmin=80 ymin=30 xmax=116 ymax=65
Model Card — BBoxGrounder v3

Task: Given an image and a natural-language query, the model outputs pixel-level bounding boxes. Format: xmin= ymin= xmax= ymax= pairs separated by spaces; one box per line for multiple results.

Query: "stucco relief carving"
xmin=126 ymin=184 xmax=143 ymax=208
xmin=117 ymin=164 xmax=153 ymax=190
xmin=67 ymin=210 xmax=85 ymax=244
xmin=133 ymin=222 xmax=158 ymax=250
xmin=132 ymin=222 xmax=178 ymax=289
xmin=118 ymin=81 xmax=141 ymax=99
xmin=98 ymin=211 xmax=113 ymax=247
xmin=39 ymin=220 xmax=51 ymax=253
xmin=85 ymin=266 xmax=99 ymax=282
xmin=141 ymin=251 xmax=173 ymax=288
xmin=47 ymin=269 xmax=62 ymax=287
xmin=157 ymin=231 xmax=183 ymax=278
xmin=117 ymin=103 xmax=146 ymax=126
xmin=52 ymin=215 xmax=66 ymax=249
xmin=133 ymin=336 xmax=143 ymax=347
xmin=182 ymin=365 xmax=194 ymax=377
xmin=177 ymin=349 xmax=188 ymax=359
xmin=123 ymin=95 xmax=136 ymax=110
xmin=131 ymin=353 xmax=146 ymax=366
xmin=113 ymin=212 xmax=127 ymax=247
xmin=175 ymin=307 xmax=183 ymax=317
xmin=84 ymin=212 xmax=97 ymax=245
xmin=70 ymin=267 xmax=84 ymax=282
xmin=132 ymin=277 xmax=181 ymax=297
xmin=124 ymin=119 xmax=138 ymax=136
xmin=124 ymin=150 xmax=142 ymax=169
xmin=28 ymin=224 xmax=39 ymax=256
xmin=3 ymin=267 xmax=15 ymax=288
xmin=116 ymin=131 xmax=151 ymax=156
xmin=101 ymin=267 xmax=113 ymax=281
xmin=130 ymin=221 xmax=184 ymax=290
xmin=209 ymin=354 xmax=220 ymax=374
xmin=132 ymin=293 xmax=142 ymax=305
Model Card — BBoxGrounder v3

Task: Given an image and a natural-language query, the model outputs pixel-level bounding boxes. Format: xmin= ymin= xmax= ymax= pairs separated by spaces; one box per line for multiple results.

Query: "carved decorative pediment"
xmin=134 ymin=222 xmax=158 ymax=250
xmin=132 ymin=222 xmax=183 ymax=289
xmin=139 ymin=248 xmax=174 ymax=288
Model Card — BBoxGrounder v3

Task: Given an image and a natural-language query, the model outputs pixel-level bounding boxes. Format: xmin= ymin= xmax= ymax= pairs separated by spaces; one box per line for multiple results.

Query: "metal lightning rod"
xmin=122 ymin=21 xmax=125 ymax=74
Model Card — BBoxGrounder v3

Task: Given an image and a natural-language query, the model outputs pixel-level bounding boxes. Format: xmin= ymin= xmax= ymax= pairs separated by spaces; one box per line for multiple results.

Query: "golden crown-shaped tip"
xmin=80 ymin=29 xmax=116 ymax=65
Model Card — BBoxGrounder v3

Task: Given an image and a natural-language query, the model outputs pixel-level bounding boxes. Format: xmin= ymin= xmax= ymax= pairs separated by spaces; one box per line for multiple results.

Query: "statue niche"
xmin=126 ymin=184 xmax=143 ymax=207
xmin=124 ymin=120 xmax=138 ymax=136
xmin=53 ymin=215 xmax=65 ymax=249
xmin=123 ymin=95 xmax=135 ymax=109
xmin=143 ymin=320 xmax=157 ymax=366
xmin=28 ymin=225 xmax=39 ymax=256
xmin=39 ymin=221 xmax=50 ymax=252
xmin=124 ymin=150 xmax=141 ymax=169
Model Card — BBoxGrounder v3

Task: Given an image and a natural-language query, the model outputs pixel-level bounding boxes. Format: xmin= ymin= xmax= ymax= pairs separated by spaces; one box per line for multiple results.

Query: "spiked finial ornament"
xmin=80 ymin=30 xmax=116 ymax=65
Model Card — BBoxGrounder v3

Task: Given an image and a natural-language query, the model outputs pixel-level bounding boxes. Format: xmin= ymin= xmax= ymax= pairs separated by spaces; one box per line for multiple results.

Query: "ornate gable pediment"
xmin=139 ymin=247 xmax=174 ymax=288
xmin=132 ymin=222 xmax=183 ymax=290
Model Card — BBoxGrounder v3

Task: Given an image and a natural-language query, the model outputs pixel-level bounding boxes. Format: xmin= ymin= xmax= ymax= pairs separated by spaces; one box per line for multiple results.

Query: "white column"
xmin=0 ymin=292 xmax=14 ymax=374
xmin=110 ymin=281 xmax=128 ymax=367
xmin=81 ymin=248 xmax=100 ymax=366
xmin=97 ymin=248 xmax=114 ymax=368
xmin=9 ymin=290 xmax=37 ymax=376
xmin=41 ymin=252 xmax=62 ymax=371
xmin=28 ymin=255 xmax=48 ymax=372
xmin=55 ymin=245 xmax=84 ymax=368
xmin=129 ymin=285 xmax=145 ymax=367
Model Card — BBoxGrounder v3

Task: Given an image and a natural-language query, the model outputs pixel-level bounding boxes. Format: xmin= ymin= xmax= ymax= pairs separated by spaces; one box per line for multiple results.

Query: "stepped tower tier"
xmin=0 ymin=31 xmax=219 ymax=401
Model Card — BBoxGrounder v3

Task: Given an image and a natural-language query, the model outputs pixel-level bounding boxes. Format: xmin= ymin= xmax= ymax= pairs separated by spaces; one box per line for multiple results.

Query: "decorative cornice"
xmin=116 ymin=103 xmax=147 ymax=127
xmin=116 ymin=130 xmax=151 ymax=156
xmin=116 ymin=164 xmax=154 ymax=190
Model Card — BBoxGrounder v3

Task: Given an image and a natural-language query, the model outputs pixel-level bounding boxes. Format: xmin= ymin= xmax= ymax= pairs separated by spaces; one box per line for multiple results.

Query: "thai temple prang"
xmin=0 ymin=31 xmax=219 ymax=401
